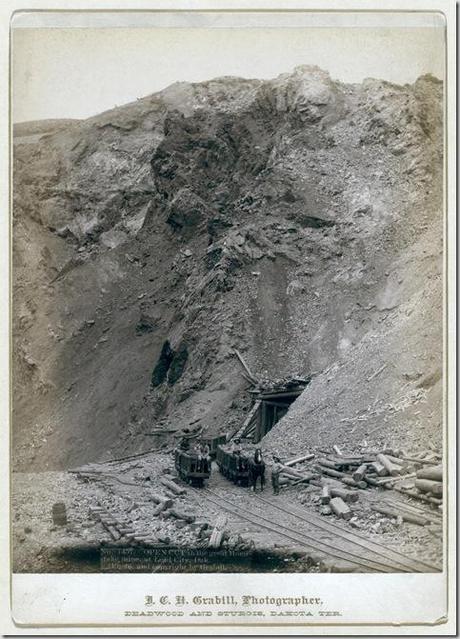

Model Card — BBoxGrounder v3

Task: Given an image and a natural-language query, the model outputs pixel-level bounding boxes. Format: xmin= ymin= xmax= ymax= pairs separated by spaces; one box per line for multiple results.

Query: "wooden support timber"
xmin=371 ymin=504 xmax=428 ymax=526
xmin=229 ymin=400 xmax=261 ymax=441
xmin=209 ymin=514 xmax=227 ymax=549
xmin=233 ymin=349 xmax=259 ymax=384
xmin=376 ymin=454 xmax=403 ymax=477
xmin=160 ymin=477 xmax=187 ymax=495
xmin=284 ymin=453 xmax=315 ymax=467
xmin=414 ymin=479 xmax=443 ymax=496
xmin=330 ymin=497 xmax=352 ymax=520
xmin=416 ymin=466 xmax=443 ymax=482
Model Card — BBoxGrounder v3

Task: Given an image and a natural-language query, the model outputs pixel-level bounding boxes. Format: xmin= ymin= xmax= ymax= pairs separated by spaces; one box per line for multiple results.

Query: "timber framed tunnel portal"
xmin=254 ymin=388 xmax=305 ymax=442
xmin=235 ymin=380 xmax=309 ymax=443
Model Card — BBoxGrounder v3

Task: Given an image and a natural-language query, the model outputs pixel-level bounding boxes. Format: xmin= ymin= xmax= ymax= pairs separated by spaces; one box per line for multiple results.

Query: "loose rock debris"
xmin=12 ymin=440 xmax=442 ymax=572
xmin=11 ymin=66 xmax=443 ymax=573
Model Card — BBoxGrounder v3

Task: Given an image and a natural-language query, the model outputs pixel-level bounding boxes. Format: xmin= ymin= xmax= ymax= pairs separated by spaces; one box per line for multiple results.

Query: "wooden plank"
xmin=229 ymin=400 xmax=261 ymax=441
xmin=370 ymin=473 xmax=416 ymax=486
xmin=371 ymin=504 xmax=428 ymax=526
xmin=367 ymin=363 xmax=387 ymax=381
xmin=240 ymin=371 xmax=256 ymax=385
xmin=400 ymin=456 xmax=440 ymax=466
xmin=284 ymin=453 xmax=315 ymax=467
xmin=233 ymin=349 xmax=258 ymax=383
xmin=261 ymin=400 xmax=292 ymax=408
xmin=257 ymin=390 xmax=303 ymax=401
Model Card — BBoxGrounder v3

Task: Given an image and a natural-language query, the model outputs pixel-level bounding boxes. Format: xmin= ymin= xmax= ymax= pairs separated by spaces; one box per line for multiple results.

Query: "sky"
xmin=12 ymin=24 xmax=445 ymax=123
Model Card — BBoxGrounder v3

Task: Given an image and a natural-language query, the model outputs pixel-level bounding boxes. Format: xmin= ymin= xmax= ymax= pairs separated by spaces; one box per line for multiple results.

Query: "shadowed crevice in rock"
xmin=151 ymin=340 xmax=174 ymax=388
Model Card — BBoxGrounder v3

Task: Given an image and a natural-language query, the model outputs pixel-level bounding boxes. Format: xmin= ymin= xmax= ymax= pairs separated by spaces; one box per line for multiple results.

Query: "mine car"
xmin=216 ymin=444 xmax=251 ymax=486
xmin=174 ymin=449 xmax=211 ymax=486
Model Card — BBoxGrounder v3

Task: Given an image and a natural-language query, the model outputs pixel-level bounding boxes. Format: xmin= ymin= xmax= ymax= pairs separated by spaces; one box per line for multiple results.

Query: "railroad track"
xmin=250 ymin=492 xmax=440 ymax=573
xmin=73 ymin=468 xmax=441 ymax=573
xmin=198 ymin=487 xmax=439 ymax=574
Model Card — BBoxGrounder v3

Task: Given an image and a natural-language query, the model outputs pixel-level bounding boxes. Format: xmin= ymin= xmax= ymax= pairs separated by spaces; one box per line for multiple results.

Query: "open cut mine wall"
xmin=12 ymin=66 xmax=443 ymax=470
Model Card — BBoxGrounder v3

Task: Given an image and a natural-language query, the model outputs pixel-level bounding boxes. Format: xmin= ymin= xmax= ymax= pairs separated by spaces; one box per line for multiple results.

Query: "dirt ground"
xmin=12 ymin=450 xmax=442 ymax=574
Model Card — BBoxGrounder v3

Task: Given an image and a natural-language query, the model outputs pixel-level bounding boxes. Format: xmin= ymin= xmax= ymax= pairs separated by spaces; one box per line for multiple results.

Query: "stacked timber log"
xmin=307 ymin=446 xmax=444 ymax=520
xmin=209 ymin=515 xmax=227 ymax=549
xmin=329 ymin=497 xmax=352 ymax=520
xmin=256 ymin=452 xmax=320 ymax=490
xmin=399 ymin=463 xmax=443 ymax=508
xmin=266 ymin=446 xmax=442 ymax=499
xmin=160 ymin=476 xmax=187 ymax=495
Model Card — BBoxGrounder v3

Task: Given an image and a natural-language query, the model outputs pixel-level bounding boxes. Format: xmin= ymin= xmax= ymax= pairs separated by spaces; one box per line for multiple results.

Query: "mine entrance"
xmin=253 ymin=386 xmax=306 ymax=442
xmin=232 ymin=378 xmax=310 ymax=443
xmin=254 ymin=389 xmax=303 ymax=442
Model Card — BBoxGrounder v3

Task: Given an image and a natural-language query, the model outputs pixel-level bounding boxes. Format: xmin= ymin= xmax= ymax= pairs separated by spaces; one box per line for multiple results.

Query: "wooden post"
xmin=321 ymin=486 xmax=331 ymax=504
xmin=416 ymin=466 xmax=443 ymax=482
xmin=233 ymin=349 xmax=258 ymax=384
xmin=229 ymin=400 xmax=261 ymax=441
xmin=318 ymin=458 xmax=344 ymax=469
xmin=159 ymin=477 xmax=186 ymax=495
xmin=150 ymin=493 xmax=174 ymax=507
xmin=329 ymin=497 xmax=352 ymax=520
xmin=376 ymin=454 xmax=403 ymax=477
xmin=330 ymin=488 xmax=359 ymax=503
xmin=370 ymin=462 xmax=387 ymax=477
xmin=280 ymin=464 xmax=316 ymax=480
xmin=316 ymin=465 xmax=367 ymax=489
xmin=169 ymin=508 xmax=196 ymax=523
xmin=284 ymin=453 xmax=315 ymax=467
xmin=208 ymin=514 xmax=227 ymax=549
xmin=371 ymin=504 xmax=428 ymax=526
xmin=396 ymin=487 xmax=442 ymax=505
xmin=414 ymin=479 xmax=443 ymax=495
xmin=352 ymin=464 xmax=368 ymax=482
xmin=260 ymin=402 xmax=267 ymax=440
xmin=152 ymin=501 xmax=170 ymax=516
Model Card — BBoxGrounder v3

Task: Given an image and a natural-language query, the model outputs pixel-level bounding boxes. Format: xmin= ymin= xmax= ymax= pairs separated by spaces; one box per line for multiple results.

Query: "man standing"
xmin=271 ymin=456 xmax=282 ymax=495
xmin=231 ymin=438 xmax=242 ymax=455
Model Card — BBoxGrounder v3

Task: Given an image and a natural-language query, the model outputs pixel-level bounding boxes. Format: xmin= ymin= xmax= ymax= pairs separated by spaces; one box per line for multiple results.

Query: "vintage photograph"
xmin=11 ymin=12 xmax=445 ymax=581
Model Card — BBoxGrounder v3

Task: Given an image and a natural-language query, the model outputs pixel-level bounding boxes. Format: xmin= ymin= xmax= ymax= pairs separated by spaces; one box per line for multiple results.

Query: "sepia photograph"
xmin=4 ymin=3 xmax=455 ymax=633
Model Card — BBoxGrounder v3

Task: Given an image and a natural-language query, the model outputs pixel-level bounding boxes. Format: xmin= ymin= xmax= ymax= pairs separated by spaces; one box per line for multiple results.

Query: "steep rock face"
xmin=12 ymin=66 xmax=443 ymax=469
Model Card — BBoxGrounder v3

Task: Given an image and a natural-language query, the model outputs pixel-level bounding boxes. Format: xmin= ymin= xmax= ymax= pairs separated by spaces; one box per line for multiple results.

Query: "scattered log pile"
xmin=271 ymin=445 xmax=443 ymax=525
xmin=160 ymin=476 xmax=187 ymax=495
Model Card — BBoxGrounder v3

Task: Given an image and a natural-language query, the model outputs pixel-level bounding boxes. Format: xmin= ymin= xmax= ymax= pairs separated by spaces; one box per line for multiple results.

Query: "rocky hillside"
xmin=12 ymin=66 xmax=443 ymax=470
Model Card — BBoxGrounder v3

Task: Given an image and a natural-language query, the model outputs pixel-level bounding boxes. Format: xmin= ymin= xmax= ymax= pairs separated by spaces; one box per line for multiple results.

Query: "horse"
xmin=248 ymin=448 xmax=265 ymax=492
